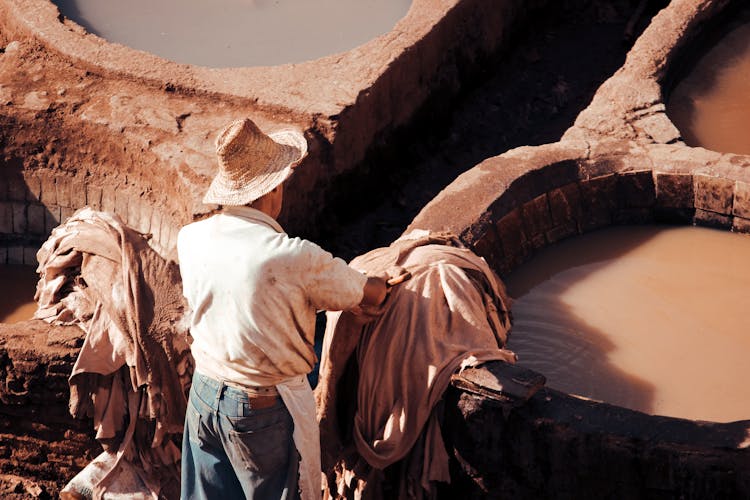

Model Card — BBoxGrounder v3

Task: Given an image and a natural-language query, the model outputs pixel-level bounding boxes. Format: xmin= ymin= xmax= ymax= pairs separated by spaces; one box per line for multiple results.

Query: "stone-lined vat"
xmin=404 ymin=0 xmax=750 ymax=495
xmin=409 ymin=140 xmax=750 ymax=498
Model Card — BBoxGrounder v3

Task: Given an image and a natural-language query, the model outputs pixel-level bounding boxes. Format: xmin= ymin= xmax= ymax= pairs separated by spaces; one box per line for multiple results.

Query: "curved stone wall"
xmin=562 ymin=0 xmax=737 ymax=146
xmin=407 ymin=141 xmax=750 ymax=497
xmin=0 ymin=159 xmax=180 ymax=263
xmin=409 ymin=140 xmax=750 ymax=274
xmin=406 ymin=0 xmax=750 ymax=495
xmin=0 ymin=0 xmax=547 ymax=243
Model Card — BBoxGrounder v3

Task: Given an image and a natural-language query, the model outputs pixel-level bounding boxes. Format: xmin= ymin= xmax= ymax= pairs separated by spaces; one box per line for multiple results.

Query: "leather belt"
xmin=246 ymin=393 xmax=281 ymax=409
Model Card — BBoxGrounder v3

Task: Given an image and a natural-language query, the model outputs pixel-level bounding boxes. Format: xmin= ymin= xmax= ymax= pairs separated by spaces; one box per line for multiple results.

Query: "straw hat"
xmin=202 ymin=118 xmax=308 ymax=206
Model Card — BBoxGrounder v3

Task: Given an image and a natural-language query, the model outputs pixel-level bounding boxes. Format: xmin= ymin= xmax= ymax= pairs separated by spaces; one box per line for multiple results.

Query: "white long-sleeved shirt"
xmin=177 ymin=205 xmax=366 ymax=387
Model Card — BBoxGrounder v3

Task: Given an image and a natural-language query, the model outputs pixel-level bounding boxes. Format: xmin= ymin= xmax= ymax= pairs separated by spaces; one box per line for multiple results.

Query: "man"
xmin=177 ymin=118 xmax=388 ymax=500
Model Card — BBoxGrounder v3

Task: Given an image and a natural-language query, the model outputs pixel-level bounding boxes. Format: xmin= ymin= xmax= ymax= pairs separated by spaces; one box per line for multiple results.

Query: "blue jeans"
xmin=181 ymin=372 xmax=299 ymax=499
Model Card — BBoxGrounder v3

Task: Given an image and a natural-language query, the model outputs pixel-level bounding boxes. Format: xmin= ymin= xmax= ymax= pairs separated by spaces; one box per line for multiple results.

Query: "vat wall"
xmin=409 ymin=141 xmax=750 ymax=276
xmin=0 ymin=159 xmax=181 ymax=262
xmin=442 ymin=389 xmax=750 ymax=499
xmin=0 ymin=322 xmax=97 ymax=498
xmin=405 ymin=140 xmax=750 ymax=497
xmin=0 ymin=0 xmax=550 ymax=240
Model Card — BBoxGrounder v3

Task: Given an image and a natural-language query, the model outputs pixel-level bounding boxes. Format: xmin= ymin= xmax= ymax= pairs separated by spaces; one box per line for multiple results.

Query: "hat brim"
xmin=202 ymin=128 xmax=307 ymax=206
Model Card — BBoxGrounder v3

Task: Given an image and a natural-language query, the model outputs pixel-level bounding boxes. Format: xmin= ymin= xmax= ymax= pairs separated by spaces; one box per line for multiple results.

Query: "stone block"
xmin=24 ymin=174 xmax=42 ymax=202
xmin=694 ymin=175 xmax=733 ymax=215
xmin=549 ymin=183 xmax=583 ymax=226
xmin=46 ymin=360 xmax=74 ymax=376
xmin=39 ymin=175 xmax=57 ymax=205
xmin=545 ymin=225 xmax=577 ymax=245
xmin=114 ymin=190 xmax=129 ymax=223
xmin=151 ymin=211 xmax=163 ymax=245
xmin=160 ymin=214 xmax=172 ymax=246
xmin=137 ymin=203 xmax=153 ymax=236
xmin=733 ymin=181 xmax=750 ymax=219
xmin=161 ymin=218 xmax=177 ymax=252
xmin=520 ymin=194 xmax=552 ymax=250
xmin=12 ymin=203 xmax=26 ymax=234
xmin=613 ymin=208 xmax=654 ymax=225
xmin=547 ymin=183 xmax=582 ymax=242
xmin=634 ymin=113 xmax=681 ymax=144
xmin=70 ymin=177 xmax=87 ymax=209
xmin=7 ymin=175 xmax=27 ymax=201
xmin=655 ymin=172 xmax=693 ymax=209
xmin=694 ymin=209 xmax=732 ymax=229
xmin=732 ymin=216 xmax=750 ymax=234
xmin=26 ymin=204 xmax=46 ymax=236
xmin=495 ymin=209 xmax=531 ymax=274
xmin=579 ymin=175 xmax=616 ymax=232
xmin=125 ymin=198 xmax=141 ymax=231
xmin=45 ymin=206 xmax=62 ymax=234
xmin=55 ymin=177 xmax=72 ymax=208
xmin=470 ymin=227 xmax=505 ymax=276
xmin=86 ymin=185 xmax=102 ymax=211
xmin=653 ymin=207 xmax=694 ymax=225
xmin=101 ymin=187 xmax=116 ymax=213
xmin=23 ymin=247 xmax=38 ymax=266
xmin=8 ymin=246 xmax=23 ymax=264
xmin=616 ymin=170 xmax=655 ymax=208
xmin=0 ymin=202 xmax=13 ymax=233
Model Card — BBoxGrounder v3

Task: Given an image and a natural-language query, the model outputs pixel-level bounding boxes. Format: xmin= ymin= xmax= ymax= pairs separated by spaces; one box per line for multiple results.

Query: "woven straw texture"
xmin=203 ymin=118 xmax=307 ymax=206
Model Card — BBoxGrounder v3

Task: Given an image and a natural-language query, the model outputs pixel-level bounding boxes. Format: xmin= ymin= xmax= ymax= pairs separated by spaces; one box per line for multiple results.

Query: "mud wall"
xmin=0 ymin=0 xmax=548 ymax=241
xmin=0 ymin=163 xmax=180 ymax=262
xmin=443 ymin=389 xmax=750 ymax=499
xmin=0 ymin=321 xmax=98 ymax=498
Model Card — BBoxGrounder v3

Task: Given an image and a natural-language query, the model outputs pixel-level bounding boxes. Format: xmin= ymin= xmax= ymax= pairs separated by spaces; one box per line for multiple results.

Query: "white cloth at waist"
xmin=276 ymin=375 xmax=320 ymax=500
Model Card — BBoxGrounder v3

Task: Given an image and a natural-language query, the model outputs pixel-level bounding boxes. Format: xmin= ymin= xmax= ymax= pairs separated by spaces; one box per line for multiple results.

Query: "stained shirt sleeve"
xmin=299 ymin=239 xmax=367 ymax=311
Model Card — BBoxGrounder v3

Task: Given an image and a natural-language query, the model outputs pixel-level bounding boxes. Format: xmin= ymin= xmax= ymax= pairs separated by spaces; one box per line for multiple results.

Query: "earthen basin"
xmin=409 ymin=141 xmax=750 ymax=498
xmin=0 ymin=0 xmax=540 ymax=254
xmin=405 ymin=0 xmax=750 ymax=496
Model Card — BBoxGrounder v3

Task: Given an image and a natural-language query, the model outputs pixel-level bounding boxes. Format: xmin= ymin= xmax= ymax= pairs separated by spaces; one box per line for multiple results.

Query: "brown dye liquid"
xmin=504 ymin=225 xmax=750 ymax=423
xmin=0 ymin=264 xmax=39 ymax=324
xmin=53 ymin=0 xmax=412 ymax=68
xmin=667 ymin=13 xmax=750 ymax=155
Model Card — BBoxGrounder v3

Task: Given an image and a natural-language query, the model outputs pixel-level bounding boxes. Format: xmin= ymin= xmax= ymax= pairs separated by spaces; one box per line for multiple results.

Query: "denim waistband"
xmin=191 ymin=372 xmax=281 ymax=411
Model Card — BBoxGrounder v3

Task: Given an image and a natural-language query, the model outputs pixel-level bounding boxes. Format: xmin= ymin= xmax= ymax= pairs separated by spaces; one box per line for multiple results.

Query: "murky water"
xmin=0 ymin=264 xmax=38 ymax=323
xmin=668 ymin=11 xmax=750 ymax=155
xmin=504 ymin=225 xmax=750 ymax=423
xmin=53 ymin=0 xmax=412 ymax=67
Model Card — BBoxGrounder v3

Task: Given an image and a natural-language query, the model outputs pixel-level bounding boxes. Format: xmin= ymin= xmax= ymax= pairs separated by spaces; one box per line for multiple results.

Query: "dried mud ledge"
xmin=1 ymin=0 xmax=749 ymax=498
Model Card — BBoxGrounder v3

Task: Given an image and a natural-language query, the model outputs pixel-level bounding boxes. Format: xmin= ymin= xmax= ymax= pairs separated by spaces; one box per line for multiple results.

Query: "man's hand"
xmin=349 ymin=267 xmax=411 ymax=324
xmin=361 ymin=276 xmax=388 ymax=308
